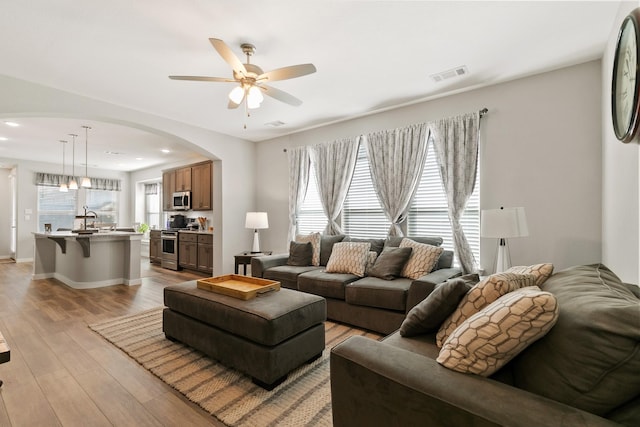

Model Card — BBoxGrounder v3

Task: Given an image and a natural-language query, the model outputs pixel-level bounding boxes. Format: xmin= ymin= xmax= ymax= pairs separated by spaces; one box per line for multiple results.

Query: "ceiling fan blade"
xmin=258 ymin=64 xmax=316 ymax=82
xmin=209 ymin=38 xmax=247 ymax=76
xmin=169 ymin=75 xmax=235 ymax=82
xmin=262 ymin=85 xmax=303 ymax=106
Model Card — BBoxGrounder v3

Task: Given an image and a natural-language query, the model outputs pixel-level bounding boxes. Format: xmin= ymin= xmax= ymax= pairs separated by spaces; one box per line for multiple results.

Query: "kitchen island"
xmin=32 ymin=230 xmax=142 ymax=289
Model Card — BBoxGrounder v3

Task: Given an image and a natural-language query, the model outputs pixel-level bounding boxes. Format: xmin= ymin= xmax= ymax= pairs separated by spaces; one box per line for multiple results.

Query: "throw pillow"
xmin=286 ymin=241 xmax=313 ymax=266
xmin=437 ymin=286 xmax=559 ymax=377
xmin=364 ymin=251 xmax=378 ymax=276
xmin=400 ymin=276 xmax=473 ymax=337
xmin=436 ymin=272 xmax=537 ymax=347
xmin=320 ymin=234 xmax=345 ymax=266
xmin=512 ymin=264 xmax=640 ymax=416
xmin=295 ymin=232 xmax=321 ymax=266
xmin=368 ymin=246 xmax=413 ymax=280
xmin=399 ymin=238 xmax=444 ymax=280
xmin=506 ymin=263 xmax=554 ymax=287
xmin=325 ymin=242 xmax=371 ymax=277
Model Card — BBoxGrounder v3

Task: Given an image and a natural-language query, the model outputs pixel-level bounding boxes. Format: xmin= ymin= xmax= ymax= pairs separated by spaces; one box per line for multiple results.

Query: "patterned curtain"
xmin=429 ymin=112 xmax=480 ymax=274
xmin=366 ymin=123 xmax=429 ymax=236
xmin=309 ymin=137 xmax=360 ymax=235
xmin=287 ymin=146 xmax=310 ymax=243
xmin=35 ymin=172 xmax=122 ymax=191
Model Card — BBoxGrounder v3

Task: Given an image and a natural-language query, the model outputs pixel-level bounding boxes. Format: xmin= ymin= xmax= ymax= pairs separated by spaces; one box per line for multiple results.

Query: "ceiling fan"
xmin=169 ymin=38 xmax=316 ymax=111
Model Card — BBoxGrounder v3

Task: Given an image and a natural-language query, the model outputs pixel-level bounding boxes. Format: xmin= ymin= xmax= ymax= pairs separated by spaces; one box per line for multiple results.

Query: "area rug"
xmin=89 ymin=307 xmax=381 ymax=426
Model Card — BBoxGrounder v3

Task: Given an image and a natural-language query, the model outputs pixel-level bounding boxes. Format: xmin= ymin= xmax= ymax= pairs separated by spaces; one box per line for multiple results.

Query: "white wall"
xmin=602 ymin=1 xmax=640 ymax=284
xmin=0 ymin=75 xmax=256 ymax=273
xmin=0 ymin=168 xmax=11 ymax=257
xmin=255 ymin=61 xmax=603 ymax=274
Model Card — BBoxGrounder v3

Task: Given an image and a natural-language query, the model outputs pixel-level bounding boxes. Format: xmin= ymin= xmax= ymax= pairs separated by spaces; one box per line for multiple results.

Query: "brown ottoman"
xmin=163 ymin=281 xmax=326 ymax=390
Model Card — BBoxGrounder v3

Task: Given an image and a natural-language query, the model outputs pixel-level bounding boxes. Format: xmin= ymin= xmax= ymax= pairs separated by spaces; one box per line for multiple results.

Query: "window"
xmin=342 ymin=143 xmax=389 ymax=238
xmin=408 ymin=137 xmax=480 ymax=264
xmin=297 ymin=166 xmax=327 ymax=234
xmin=37 ymin=186 xmax=119 ymax=231
xmin=295 ymin=137 xmax=480 ymax=264
xmin=144 ymin=182 xmax=162 ymax=230
xmin=37 ymin=186 xmax=77 ymax=231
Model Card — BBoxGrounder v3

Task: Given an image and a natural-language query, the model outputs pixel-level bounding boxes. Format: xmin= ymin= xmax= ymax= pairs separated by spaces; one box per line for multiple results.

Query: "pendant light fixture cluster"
xmin=58 ymin=125 xmax=92 ymax=192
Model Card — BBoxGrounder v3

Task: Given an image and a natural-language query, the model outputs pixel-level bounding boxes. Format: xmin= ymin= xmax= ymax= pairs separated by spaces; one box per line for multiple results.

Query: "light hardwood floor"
xmin=0 ymin=258 xmax=226 ymax=426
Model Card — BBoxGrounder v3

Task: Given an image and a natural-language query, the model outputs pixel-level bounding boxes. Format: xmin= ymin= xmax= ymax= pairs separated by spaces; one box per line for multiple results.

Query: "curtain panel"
xmin=287 ymin=146 xmax=311 ymax=243
xmin=428 ymin=111 xmax=480 ymax=274
xmin=309 ymin=137 xmax=360 ymax=235
xmin=144 ymin=183 xmax=159 ymax=195
xmin=366 ymin=123 xmax=429 ymax=237
xmin=35 ymin=172 xmax=122 ymax=191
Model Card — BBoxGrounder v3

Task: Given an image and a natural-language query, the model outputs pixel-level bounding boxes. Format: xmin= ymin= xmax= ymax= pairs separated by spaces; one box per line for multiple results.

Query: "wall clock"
xmin=612 ymin=8 xmax=640 ymax=143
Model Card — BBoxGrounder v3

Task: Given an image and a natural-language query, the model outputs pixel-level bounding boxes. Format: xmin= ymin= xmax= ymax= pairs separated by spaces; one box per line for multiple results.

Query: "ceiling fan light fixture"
xmin=247 ymin=85 xmax=264 ymax=109
xmin=229 ymin=86 xmax=245 ymax=104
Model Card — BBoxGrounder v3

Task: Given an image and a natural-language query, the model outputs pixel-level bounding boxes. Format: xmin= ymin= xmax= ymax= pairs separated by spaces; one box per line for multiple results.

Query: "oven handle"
xmin=162 ymin=235 xmax=177 ymax=240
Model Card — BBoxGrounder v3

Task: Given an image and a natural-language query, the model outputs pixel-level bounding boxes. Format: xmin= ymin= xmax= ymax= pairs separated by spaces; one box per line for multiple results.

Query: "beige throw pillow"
xmin=506 ymin=263 xmax=554 ymax=287
xmin=325 ymin=242 xmax=371 ymax=277
xmin=436 ymin=272 xmax=537 ymax=347
xmin=295 ymin=232 xmax=321 ymax=266
xmin=437 ymin=286 xmax=559 ymax=376
xmin=399 ymin=238 xmax=444 ymax=280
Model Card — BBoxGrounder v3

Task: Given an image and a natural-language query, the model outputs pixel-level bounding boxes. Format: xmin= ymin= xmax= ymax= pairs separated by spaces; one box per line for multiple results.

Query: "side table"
xmin=234 ymin=251 xmax=273 ymax=275
xmin=0 ymin=330 xmax=10 ymax=387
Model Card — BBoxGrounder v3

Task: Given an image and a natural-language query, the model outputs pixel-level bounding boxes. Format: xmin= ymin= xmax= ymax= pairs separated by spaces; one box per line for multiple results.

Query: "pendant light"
xmin=81 ymin=125 xmax=91 ymax=188
xmin=59 ymin=140 xmax=68 ymax=192
xmin=68 ymin=133 xmax=78 ymax=190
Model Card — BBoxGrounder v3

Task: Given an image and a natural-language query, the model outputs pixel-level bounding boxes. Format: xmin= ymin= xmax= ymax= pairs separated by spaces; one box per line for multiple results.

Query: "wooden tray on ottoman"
xmin=196 ymin=274 xmax=280 ymax=300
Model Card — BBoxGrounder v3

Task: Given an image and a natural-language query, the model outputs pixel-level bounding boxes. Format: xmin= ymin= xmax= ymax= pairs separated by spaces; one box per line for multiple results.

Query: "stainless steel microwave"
xmin=172 ymin=191 xmax=191 ymax=210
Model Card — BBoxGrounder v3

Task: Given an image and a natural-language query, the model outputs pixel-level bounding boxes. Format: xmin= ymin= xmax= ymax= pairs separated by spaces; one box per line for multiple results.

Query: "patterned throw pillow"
xmin=437 ymin=286 xmax=559 ymax=376
xmin=506 ymin=263 xmax=554 ymax=287
xmin=296 ymin=232 xmax=321 ymax=266
xmin=436 ymin=272 xmax=537 ymax=347
xmin=325 ymin=242 xmax=371 ymax=277
xmin=399 ymin=238 xmax=444 ymax=280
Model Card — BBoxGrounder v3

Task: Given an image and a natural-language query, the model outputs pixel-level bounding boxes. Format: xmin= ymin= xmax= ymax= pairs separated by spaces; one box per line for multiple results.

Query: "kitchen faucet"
xmin=82 ymin=205 xmax=98 ymax=230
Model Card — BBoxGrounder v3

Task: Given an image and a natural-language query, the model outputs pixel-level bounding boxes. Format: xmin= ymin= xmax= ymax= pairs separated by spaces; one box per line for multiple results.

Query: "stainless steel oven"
xmin=161 ymin=230 xmax=179 ymax=270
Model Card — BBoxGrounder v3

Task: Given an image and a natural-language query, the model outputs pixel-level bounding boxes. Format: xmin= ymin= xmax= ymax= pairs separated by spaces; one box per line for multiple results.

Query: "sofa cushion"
xmin=326 ymin=242 xmax=371 ymax=277
xmin=320 ymin=234 xmax=345 ymax=266
xmin=400 ymin=238 xmax=444 ymax=280
xmin=512 ymin=264 xmax=640 ymax=416
xmin=505 ymin=263 xmax=554 ymax=287
xmin=437 ymin=286 xmax=559 ymax=377
xmin=400 ymin=276 xmax=474 ymax=337
xmin=344 ymin=236 xmax=385 ymax=255
xmin=287 ymin=241 xmax=313 ymax=266
xmin=263 ymin=265 xmax=323 ymax=289
xmin=436 ymin=272 xmax=537 ymax=347
xmin=298 ymin=269 xmax=360 ymax=299
xmin=368 ymin=246 xmax=413 ymax=280
xmin=345 ymin=276 xmax=412 ymax=311
xmin=296 ymin=232 xmax=321 ymax=266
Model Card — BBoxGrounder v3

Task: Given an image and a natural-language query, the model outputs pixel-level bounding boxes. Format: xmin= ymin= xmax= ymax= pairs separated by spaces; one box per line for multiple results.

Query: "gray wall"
xmin=255 ymin=61 xmax=603 ymax=274
xmin=602 ymin=1 xmax=640 ymax=284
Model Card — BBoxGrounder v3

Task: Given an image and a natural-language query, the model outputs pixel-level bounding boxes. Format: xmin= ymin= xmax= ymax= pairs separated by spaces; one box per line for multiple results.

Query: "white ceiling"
xmin=0 ymin=1 xmax=622 ymax=172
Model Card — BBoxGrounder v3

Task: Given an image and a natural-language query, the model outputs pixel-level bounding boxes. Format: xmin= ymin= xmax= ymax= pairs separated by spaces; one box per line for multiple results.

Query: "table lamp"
xmin=245 ymin=212 xmax=269 ymax=253
xmin=481 ymin=206 xmax=529 ymax=273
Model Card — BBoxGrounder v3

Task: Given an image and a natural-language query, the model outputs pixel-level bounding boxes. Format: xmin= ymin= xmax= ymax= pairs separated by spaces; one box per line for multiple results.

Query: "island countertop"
xmin=33 ymin=230 xmax=143 ymax=238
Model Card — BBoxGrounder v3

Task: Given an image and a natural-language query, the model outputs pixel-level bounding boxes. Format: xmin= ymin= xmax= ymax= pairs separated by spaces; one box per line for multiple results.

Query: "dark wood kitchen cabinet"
xmin=149 ymin=230 xmax=162 ymax=264
xmin=178 ymin=233 xmax=197 ymax=270
xmin=191 ymin=161 xmax=212 ymax=211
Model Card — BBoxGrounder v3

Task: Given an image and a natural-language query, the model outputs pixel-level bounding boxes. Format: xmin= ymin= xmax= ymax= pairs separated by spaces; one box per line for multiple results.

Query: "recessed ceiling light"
xmin=4 ymin=121 xmax=20 ymax=127
xmin=0 ymin=137 xmax=8 ymax=141
xmin=136 ymin=157 xmax=143 ymax=161
xmin=161 ymin=149 xmax=170 ymax=153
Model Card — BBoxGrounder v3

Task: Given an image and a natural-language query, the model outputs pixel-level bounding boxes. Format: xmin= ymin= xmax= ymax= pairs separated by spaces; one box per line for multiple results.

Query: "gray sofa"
xmin=330 ymin=264 xmax=640 ymax=427
xmin=251 ymin=235 xmax=462 ymax=334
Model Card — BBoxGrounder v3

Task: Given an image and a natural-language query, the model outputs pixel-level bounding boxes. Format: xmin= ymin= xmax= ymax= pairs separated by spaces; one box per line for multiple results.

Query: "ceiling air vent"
xmin=265 ymin=120 xmax=286 ymax=127
xmin=430 ymin=65 xmax=469 ymax=83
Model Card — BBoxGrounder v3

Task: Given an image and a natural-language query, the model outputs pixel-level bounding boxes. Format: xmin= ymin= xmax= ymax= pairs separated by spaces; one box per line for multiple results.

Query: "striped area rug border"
xmin=89 ymin=307 xmax=381 ymax=426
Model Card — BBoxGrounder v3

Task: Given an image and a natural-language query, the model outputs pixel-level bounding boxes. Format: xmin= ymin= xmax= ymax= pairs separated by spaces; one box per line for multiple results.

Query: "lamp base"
xmin=494 ymin=238 xmax=511 ymax=273
xmin=251 ymin=229 xmax=261 ymax=253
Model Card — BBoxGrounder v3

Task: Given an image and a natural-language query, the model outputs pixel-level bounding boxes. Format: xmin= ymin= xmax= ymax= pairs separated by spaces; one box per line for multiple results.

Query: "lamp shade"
xmin=481 ymin=207 xmax=529 ymax=238
xmin=245 ymin=212 xmax=269 ymax=229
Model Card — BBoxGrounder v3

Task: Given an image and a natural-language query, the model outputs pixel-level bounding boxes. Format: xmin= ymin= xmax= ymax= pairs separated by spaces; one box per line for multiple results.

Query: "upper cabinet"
xmin=162 ymin=161 xmax=212 ymax=211
xmin=192 ymin=162 xmax=212 ymax=210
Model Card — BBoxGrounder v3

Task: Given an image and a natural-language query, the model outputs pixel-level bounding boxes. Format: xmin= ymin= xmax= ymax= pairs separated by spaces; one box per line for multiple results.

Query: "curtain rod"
xmin=283 ymin=107 xmax=488 ymax=152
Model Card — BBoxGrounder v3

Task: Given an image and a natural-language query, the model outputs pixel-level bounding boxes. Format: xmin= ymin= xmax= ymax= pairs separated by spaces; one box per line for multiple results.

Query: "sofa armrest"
xmin=250 ymin=253 xmax=289 ymax=278
xmin=406 ymin=267 xmax=462 ymax=311
xmin=330 ymin=336 xmax=618 ymax=427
